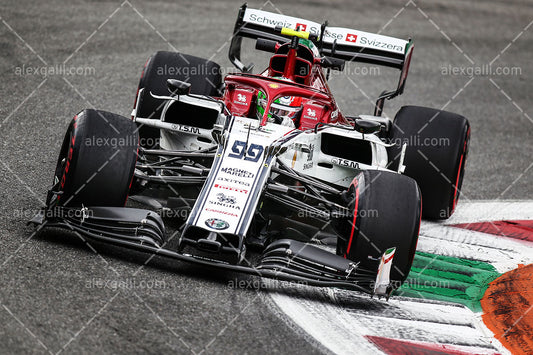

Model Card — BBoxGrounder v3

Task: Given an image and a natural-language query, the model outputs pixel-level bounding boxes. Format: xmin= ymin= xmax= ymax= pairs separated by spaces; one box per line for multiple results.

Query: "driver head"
xmin=256 ymin=90 xmax=302 ymax=127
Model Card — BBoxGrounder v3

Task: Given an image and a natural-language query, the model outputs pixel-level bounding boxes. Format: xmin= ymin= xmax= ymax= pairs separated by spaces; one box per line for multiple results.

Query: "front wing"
xmin=30 ymin=206 xmax=394 ymax=297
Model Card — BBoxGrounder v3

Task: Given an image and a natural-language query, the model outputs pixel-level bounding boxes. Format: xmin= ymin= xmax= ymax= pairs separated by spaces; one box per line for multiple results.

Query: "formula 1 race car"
xmin=31 ymin=5 xmax=470 ymax=298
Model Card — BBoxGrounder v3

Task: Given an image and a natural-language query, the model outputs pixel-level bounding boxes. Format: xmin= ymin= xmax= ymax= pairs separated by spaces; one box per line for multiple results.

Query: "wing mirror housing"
xmin=256 ymin=38 xmax=279 ymax=53
xmin=354 ymin=119 xmax=381 ymax=134
xmin=167 ymin=79 xmax=191 ymax=95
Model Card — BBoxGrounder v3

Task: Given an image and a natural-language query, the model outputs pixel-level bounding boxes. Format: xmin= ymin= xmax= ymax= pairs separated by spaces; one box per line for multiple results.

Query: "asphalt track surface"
xmin=0 ymin=0 xmax=531 ymax=354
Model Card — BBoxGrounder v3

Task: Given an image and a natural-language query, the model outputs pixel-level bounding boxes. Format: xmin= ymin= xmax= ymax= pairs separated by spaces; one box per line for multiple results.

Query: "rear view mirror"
xmin=167 ymin=79 xmax=191 ymax=95
xmin=256 ymin=38 xmax=279 ymax=53
xmin=354 ymin=119 xmax=381 ymax=134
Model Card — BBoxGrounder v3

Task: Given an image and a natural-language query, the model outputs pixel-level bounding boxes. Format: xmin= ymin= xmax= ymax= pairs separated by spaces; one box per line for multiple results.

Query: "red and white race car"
xmin=32 ymin=5 xmax=470 ymax=298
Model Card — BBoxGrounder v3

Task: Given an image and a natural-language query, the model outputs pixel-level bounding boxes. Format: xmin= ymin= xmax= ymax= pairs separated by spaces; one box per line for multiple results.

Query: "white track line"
xmin=267 ymin=201 xmax=533 ymax=354
xmin=447 ymin=200 xmax=533 ymax=224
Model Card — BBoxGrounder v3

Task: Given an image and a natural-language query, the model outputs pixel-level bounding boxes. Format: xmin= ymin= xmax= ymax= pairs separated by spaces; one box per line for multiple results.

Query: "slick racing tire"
xmin=49 ymin=109 xmax=138 ymax=207
xmin=133 ymin=51 xmax=222 ymax=148
xmin=335 ymin=170 xmax=421 ymax=286
xmin=388 ymin=106 xmax=470 ymax=219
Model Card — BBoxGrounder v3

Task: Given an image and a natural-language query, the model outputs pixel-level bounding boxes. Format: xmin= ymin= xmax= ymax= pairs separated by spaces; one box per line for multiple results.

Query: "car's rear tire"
xmin=387 ymin=106 xmax=470 ymax=219
xmin=133 ymin=51 xmax=222 ymax=148
xmin=49 ymin=109 xmax=138 ymax=207
xmin=335 ymin=170 xmax=421 ymax=287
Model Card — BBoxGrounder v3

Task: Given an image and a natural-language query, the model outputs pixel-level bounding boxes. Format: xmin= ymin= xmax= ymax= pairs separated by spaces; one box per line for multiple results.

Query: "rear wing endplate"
xmin=229 ymin=4 xmax=414 ymax=103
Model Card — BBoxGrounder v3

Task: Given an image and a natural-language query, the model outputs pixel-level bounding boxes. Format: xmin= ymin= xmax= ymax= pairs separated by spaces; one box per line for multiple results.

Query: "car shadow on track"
xmin=34 ymin=225 xmax=284 ymax=297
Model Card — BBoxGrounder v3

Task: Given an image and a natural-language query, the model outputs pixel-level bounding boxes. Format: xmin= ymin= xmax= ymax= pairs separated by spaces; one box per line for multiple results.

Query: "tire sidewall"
xmin=55 ymin=109 xmax=138 ymax=207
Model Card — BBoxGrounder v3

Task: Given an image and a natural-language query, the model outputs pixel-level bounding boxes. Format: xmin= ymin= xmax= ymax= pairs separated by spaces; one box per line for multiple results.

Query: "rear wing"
xmin=229 ymin=4 xmax=414 ymax=112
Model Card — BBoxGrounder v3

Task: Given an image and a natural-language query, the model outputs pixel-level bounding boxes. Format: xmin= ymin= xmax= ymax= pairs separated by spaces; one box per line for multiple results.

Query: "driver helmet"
xmin=298 ymin=38 xmax=320 ymax=57
xmin=256 ymin=90 xmax=302 ymax=127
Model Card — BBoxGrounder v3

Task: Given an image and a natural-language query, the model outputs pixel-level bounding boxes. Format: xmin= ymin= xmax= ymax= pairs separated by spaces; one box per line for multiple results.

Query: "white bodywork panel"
xmin=160 ymin=96 xmax=223 ymax=151
xmin=189 ymin=117 xmax=293 ymax=235
xmin=276 ymin=126 xmax=390 ymax=188
xmin=132 ymin=89 xmax=224 ymax=152
xmin=134 ymin=90 xmax=394 ymax=191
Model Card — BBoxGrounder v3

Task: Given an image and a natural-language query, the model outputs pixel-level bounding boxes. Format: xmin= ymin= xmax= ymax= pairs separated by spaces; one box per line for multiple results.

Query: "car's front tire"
xmin=49 ymin=109 xmax=138 ymax=207
xmin=334 ymin=170 xmax=421 ymax=287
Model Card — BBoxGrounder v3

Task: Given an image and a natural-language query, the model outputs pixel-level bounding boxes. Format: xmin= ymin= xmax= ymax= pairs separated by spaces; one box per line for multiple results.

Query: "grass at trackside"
xmin=394 ymin=252 xmax=501 ymax=312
